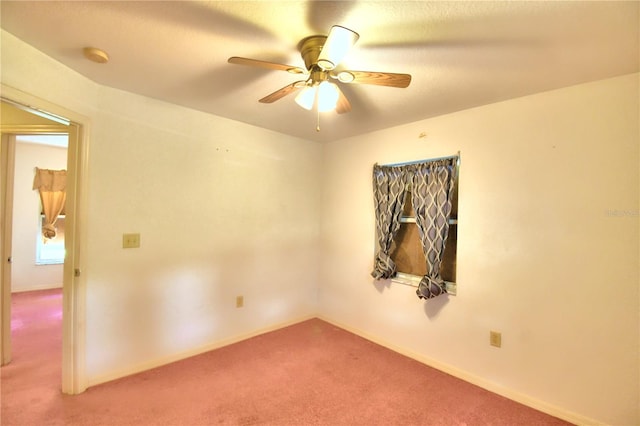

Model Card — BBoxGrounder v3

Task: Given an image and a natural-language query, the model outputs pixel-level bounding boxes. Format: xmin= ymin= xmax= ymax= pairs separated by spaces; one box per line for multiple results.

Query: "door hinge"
xmin=74 ymin=268 xmax=81 ymax=277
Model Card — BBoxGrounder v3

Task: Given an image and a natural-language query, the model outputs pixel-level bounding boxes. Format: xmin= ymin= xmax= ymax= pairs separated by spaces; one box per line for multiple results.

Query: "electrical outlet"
xmin=122 ymin=233 xmax=140 ymax=248
xmin=236 ymin=296 xmax=244 ymax=308
xmin=490 ymin=331 xmax=502 ymax=348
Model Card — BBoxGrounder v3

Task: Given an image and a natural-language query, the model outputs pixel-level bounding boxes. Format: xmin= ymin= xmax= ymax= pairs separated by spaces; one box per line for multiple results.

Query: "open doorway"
xmin=12 ymin=134 xmax=68 ymax=293
xmin=0 ymin=91 xmax=88 ymax=395
xmin=8 ymin=134 xmax=68 ymax=391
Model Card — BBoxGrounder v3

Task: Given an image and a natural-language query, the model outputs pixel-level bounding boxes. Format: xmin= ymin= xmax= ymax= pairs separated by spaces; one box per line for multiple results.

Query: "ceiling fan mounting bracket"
xmin=298 ymin=35 xmax=327 ymax=71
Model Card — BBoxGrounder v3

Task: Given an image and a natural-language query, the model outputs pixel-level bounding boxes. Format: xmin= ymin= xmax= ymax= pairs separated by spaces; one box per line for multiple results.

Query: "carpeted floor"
xmin=1 ymin=289 xmax=572 ymax=425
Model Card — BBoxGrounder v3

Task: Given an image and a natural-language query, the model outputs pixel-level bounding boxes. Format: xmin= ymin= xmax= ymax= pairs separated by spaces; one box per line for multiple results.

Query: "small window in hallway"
xmin=36 ymin=215 xmax=65 ymax=265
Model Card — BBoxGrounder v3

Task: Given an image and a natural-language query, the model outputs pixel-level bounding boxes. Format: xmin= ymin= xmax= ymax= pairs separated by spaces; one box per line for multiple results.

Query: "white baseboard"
xmin=87 ymin=314 xmax=316 ymax=388
xmin=317 ymin=315 xmax=603 ymax=426
xmin=12 ymin=284 xmax=62 ymax=293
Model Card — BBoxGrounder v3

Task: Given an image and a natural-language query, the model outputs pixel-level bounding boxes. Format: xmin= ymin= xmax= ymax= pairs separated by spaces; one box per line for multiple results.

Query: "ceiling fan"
xmin=228 ymin=26 xmax=411 ymax=116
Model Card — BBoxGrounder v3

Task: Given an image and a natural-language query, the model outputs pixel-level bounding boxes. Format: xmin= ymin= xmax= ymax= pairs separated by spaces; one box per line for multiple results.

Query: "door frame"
xmin=0 ymin=85 xmax=89 ymax=394
xmin=0 ymin=134 xmax=16 ymax=366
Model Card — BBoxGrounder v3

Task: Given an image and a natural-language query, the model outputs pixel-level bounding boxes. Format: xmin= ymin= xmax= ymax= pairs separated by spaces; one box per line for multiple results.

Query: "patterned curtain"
xmin=33 ymin=168 xmax=67 ymax=239
xmin=410 ymin=159 xmax=458 ymax=299
xmin=371 ymin=164 xmax=408 ymax=279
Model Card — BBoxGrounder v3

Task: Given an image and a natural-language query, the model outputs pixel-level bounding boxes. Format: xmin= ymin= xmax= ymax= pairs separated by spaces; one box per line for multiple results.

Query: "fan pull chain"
xmin=316 ymin=107 xmax=320 ymax=132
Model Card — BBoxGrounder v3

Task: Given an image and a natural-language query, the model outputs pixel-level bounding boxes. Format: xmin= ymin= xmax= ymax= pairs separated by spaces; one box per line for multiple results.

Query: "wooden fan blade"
xmin=259 ymin=81 xmax=305 ymax=103
xmin=335 ymin=86 xmax=351 ymax=114
xmin=228 ymin=57 xmax=307 ymax=74
xmin=340 ymin=70 xmax=411 ymax=88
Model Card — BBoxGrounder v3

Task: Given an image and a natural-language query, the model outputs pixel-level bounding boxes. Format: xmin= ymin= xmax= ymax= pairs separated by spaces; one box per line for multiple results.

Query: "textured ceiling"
xmin=1 ymin=1 xmax=638 ymax=142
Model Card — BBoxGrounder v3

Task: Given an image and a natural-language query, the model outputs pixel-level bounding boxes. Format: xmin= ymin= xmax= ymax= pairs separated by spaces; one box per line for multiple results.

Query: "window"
xmin=371 ymin=156 xmax=459 ymax=298
xmin=36 ymin=215 xmax=65 ymax=265
xmin=390 ymin=169 xmax=458 ymax=294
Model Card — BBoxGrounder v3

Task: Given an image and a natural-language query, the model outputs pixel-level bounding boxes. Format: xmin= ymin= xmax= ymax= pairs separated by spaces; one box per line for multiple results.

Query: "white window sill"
xmin=36 ymin=259 xmax=64 ymax=266
xmin=400 ymin=217 xmax=458 ymax=225
xmin=391 ymin=272 xmax=457 ymax=296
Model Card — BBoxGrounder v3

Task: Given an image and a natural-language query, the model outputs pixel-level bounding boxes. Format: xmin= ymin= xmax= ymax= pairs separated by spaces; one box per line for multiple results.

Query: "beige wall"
xmin=319 ymin=73 xmax=639 ymax=425
xmin=11 ymin=141 xmax=67 ymax=292
xmin=84 ymin=87 xmax=322 ymax=381
xmin=2 ymin=30 xmax=322 ymax=384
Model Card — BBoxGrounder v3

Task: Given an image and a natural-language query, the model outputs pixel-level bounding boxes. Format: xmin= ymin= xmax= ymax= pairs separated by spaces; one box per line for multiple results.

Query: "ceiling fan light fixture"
xmin=317 ymin=25 xmax=359 ymax=71
xmin=317 ymin=81 xmax=340 ymax=112
xmin=295 ymin=85 xmax=317 ymax=110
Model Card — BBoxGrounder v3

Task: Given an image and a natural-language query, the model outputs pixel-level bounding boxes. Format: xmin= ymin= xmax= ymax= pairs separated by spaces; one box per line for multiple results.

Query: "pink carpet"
xmin=2 ymin=289 xmax=573 ymax=425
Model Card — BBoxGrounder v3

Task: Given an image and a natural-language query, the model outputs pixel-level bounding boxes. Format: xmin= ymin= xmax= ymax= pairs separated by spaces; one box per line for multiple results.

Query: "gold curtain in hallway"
xmin=33 ymin=168 xmax=66 ymax=239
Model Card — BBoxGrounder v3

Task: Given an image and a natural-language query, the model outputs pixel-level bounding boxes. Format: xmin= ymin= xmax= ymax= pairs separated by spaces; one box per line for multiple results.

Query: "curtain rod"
xmin=378 ymin=151 xmax=460 ymax=167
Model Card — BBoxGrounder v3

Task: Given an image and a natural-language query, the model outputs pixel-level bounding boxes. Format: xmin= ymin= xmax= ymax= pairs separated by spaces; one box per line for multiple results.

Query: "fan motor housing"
xmin=298 ymin=35 xmax=327 ymax=70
